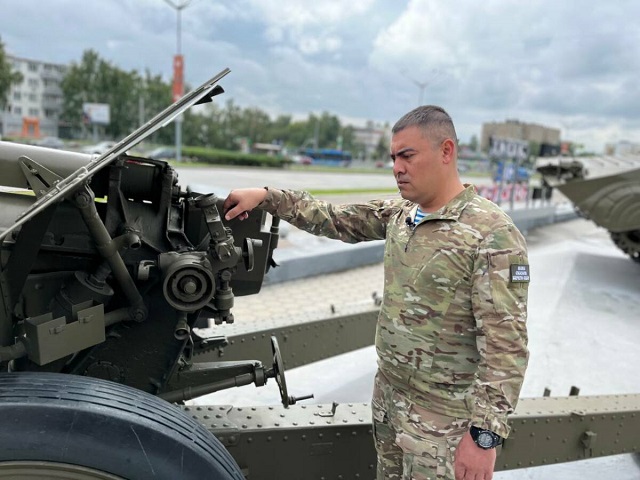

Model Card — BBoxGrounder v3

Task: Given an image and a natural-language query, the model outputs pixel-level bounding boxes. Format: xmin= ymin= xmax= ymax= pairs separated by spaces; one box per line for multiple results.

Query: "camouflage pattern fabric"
xmin=373 ymin=370 xmax=468 ymax=479
xmin=259 ymin=184 xmax=529 ymax=471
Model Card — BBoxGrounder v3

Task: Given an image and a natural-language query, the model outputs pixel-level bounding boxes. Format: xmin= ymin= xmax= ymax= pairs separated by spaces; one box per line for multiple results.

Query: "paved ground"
xmin=232 ymin=262 xmax=383 ymax=324
xmin=175 ymin=165 xmax=494 ymax=194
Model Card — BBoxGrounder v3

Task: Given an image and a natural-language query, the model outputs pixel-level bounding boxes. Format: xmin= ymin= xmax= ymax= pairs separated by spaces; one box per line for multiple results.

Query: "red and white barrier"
xmin=478 ymin=184 xmax=528 ymax=203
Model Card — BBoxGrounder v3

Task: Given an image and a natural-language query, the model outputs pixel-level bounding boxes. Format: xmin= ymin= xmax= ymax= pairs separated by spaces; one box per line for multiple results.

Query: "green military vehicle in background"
xmin=538 ymin=157 xmax=640 ymax=262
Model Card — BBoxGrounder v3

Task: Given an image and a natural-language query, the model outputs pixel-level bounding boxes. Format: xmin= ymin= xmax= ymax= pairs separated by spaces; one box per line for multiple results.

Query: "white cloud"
xmin=247 ymin=0 xmax=375 ymax=29
xmin=298 ymin=35 xmax=342 ymax=55
xmin=367 ymin=0 xmax=640 ymax=151
xmin=245 ymin=0 xmax=375 ymax=55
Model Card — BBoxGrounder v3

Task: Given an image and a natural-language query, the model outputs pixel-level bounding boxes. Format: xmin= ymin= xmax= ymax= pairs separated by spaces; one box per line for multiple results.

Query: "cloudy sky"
xmin=1 ymin=0 xmax=639 ymax=152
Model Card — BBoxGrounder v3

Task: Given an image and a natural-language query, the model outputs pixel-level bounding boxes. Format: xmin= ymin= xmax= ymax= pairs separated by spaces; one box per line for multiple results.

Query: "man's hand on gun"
xmin=223 ymin=188 xmax=269 ymax=221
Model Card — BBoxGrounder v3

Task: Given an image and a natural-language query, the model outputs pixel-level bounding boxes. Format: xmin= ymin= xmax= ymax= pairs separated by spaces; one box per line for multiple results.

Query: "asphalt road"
xmin=174 ymin=164 xmax=494 ymax=194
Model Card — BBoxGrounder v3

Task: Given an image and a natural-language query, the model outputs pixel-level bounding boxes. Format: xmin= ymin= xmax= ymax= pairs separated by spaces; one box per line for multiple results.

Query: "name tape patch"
xmin=510 ymin=264 xmax=530 ymax=283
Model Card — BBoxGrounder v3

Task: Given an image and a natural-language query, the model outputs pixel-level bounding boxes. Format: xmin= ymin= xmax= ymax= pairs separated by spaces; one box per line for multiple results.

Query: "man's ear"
xmin=441 ymin=138 xmax=456 ymax=164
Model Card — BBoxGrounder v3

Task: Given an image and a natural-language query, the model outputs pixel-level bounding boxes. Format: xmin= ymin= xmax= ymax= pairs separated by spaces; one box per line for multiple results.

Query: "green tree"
xmin=316 ymin=112 xmax=341 ymax=148
xmin=285 ymin=112 xmax=345 ymax=151
xmin=101 ymin=67 xmax=141 ymax=139
xmin=469 ymin=134 xmax=479 ymax=152
xmin=57 ymin=48 xmax=371 ymax=156
xmin=374 ymin=135 xmax=389 ymax=161
xmin=182 ymin=110 xmax=215 ymax=147
xmin=60 ymin=50 xmax=101 ymax=136
xmin=0 ymin=37 xmax=23 ymax=109
xmin=61 ymin=49 xmax=145 ymax=139
xmin=340 ymin=125 xmax=356 ymax=152
xmin=288 ymin=116 xmax=316 ymax=149
xmin=217 ymin=99 xmax=244 ymax=149
xmin=235 ymin=107 xmax=273 ymax=146
xmin=266 ymin=114 xmax=292 ymax=145
xmin=139 ymin=70 xmax=173 ymax=144
xmin=528 ymin=140 xmax=541 ymax=158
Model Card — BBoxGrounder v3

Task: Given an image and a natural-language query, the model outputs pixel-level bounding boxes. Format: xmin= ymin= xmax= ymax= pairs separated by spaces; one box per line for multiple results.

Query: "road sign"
xmin=82 ymin=103 xmax=110 ymax=125
xmin=489 ymin=136 xmax=529 ymax=161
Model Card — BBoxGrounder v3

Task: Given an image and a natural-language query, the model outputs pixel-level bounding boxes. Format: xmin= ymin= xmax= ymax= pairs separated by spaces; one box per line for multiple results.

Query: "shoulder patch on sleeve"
xmin=510 ymin=264 xmax=530 ymax=283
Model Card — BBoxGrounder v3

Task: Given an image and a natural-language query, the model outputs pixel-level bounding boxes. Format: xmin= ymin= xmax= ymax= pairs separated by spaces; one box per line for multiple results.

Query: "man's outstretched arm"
xmin=224 ymin=187 xmax=393 ymax=243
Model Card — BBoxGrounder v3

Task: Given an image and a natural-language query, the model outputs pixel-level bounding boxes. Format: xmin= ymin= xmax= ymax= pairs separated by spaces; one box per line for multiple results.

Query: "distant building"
xmin=352 ymin=121 xmax=390 ymax=161
xmin=1 ymin=54 xmax=67 ymax=138
xmin=480 ymin=119 xmax=560 ymax=155
xmin=605 ymin=140 xmax=640 ymax=155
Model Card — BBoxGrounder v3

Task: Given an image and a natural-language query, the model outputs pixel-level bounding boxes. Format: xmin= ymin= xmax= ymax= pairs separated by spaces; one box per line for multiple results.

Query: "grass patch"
xmin=172 ymin=162 xmax=392 ymax=174
xmin=181 ymin=146 xmax=291 ymax=168
xmin=288 ymin=165 xmax=392 ymax=174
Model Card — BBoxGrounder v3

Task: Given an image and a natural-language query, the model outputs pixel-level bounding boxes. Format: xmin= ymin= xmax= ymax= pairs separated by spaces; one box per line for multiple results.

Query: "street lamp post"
xmin=401 ymin=69 xmax=441 ymax=106
xmin=413 ymin=79 xmax=428 ymax=106
xmin=163 ymin=0 xmax=192 ymax=163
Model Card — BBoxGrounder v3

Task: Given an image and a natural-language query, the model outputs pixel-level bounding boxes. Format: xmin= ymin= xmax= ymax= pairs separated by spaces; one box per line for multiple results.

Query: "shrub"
xmin=181 ymin=146 xmax=292 ymax=168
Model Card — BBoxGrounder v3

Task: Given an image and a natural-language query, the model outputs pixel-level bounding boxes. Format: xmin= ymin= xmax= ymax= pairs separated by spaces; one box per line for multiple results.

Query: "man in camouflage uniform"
xmin=223 ymin=106 xmax=529 ymax=480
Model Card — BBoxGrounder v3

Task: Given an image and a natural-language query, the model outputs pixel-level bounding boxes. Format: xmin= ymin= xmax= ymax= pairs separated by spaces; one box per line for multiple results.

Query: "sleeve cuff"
xmin=470 ymin=408 xmax=511 ymax=438
xmin=258 ymin=186 xmax=282 ymax=214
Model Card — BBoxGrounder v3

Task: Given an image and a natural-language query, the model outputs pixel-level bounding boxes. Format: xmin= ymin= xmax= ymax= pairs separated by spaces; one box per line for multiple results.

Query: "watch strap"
xmin=469 ymin=426 xmax=502 ymax=449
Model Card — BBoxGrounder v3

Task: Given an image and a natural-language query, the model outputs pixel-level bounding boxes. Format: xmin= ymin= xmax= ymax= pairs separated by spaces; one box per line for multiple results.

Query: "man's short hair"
xmin=392 ymin=105 xmax=458 ymax=147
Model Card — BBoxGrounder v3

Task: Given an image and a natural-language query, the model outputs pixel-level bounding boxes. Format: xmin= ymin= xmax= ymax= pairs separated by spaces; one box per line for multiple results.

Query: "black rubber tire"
xmin=0 ymin=372 xmax=244 ymax=480
xmin=610 ymin=230 xmax=640 ymax=263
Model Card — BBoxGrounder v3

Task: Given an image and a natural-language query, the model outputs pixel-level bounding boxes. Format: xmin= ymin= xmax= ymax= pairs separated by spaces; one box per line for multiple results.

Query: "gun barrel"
xmin=0 ymin=141 xmax=92 ymax=189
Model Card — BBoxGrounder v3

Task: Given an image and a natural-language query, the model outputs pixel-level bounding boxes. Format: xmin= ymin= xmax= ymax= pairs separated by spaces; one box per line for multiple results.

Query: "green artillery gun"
xmin=0 ymin=70 xmax=637 ymax=479
xmin=0 ymin=69 xmax=298 ymax=479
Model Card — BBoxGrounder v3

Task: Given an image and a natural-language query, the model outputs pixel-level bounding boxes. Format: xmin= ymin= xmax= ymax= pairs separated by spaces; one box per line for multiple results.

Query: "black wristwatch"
xmin=469 ymin=426 xmax=502 ymax=449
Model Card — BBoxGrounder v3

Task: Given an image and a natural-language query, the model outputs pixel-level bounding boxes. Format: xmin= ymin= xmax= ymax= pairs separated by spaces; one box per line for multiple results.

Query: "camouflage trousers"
xmin=371 ymin=370 xmax=469 ymax=480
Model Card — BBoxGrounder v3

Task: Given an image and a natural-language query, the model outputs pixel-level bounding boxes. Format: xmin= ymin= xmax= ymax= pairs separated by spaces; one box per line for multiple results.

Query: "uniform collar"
xmin=407 ymin=184 xmax=477 ymax=222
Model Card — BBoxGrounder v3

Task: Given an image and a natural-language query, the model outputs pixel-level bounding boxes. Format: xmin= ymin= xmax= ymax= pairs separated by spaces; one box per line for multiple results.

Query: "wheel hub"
xmin=0 ymin=461 xmax=125 ymax=480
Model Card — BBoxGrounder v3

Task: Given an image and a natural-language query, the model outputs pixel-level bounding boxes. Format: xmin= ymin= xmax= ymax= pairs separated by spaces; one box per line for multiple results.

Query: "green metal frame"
xmin=190 ymin=310 xmax=640 ymax=478
xmin=194 ymin=305 xmax=379 ymax=369
xmin=184 ymin=394 xmax=640 ymax=479
xmin=498 ymin=394 xmax=640 ymax=469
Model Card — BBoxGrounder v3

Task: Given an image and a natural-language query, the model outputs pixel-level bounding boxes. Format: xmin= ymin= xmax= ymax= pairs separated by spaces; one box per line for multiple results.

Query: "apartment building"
xmin=480 ymin=119 xmax=560 ymax=154
xmin=1 ymin=55 xmax=67 ymax=138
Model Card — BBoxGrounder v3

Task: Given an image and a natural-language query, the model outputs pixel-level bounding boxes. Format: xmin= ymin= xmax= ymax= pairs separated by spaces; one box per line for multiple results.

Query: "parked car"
xmin=146 ymin=147 xmax=176 ymax=160
xmin=493 ymin=161 xmax=532 ymax=183
xmin=457 ymin=160 xmax=471 ymax=173
xmin=289 ymin=154 xmax=313 ymax=165
xmin=375 ymin=160 xmax=393 ymax=168
xmin=36 ymin=136 xmax=65 ymax=149
xmin=81 ymin=141 xmax=116 ymax=155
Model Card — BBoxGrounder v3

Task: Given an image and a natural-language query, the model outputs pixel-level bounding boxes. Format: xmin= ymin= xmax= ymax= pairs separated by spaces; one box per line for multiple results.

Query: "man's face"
xmin=390 ymin=125 xmax=444 ymax=207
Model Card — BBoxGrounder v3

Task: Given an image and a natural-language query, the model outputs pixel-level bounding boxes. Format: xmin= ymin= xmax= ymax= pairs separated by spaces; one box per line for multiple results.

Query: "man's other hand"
xmin=454 ymin=431 xmax=496 ymax=480
xmin=223 ymin=188 xmax=268 ymax=221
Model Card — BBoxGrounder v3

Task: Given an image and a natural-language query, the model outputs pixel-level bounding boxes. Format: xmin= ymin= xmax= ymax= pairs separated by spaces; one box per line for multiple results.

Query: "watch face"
xmin=477 ymin=432 xmax=496 ymax=448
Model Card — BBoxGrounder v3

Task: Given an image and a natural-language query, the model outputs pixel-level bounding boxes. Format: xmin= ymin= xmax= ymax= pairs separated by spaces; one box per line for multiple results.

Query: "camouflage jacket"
xmin=259 ymin=185 xmax=529 ymax=437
